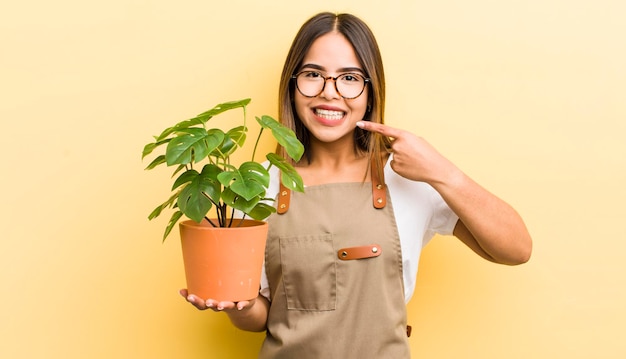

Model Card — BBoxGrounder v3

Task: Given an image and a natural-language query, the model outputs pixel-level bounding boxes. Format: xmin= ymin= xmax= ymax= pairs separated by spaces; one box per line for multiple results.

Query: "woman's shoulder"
xmin=384 ymin=157 xmax=441 ymax=204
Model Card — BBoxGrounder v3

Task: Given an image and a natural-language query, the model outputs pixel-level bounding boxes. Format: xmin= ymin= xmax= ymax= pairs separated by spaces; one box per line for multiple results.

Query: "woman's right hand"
xmin=179 ymin=289 xmax=270 ymax=332
xmin=179 ymin=289 xmax=256 ymax=312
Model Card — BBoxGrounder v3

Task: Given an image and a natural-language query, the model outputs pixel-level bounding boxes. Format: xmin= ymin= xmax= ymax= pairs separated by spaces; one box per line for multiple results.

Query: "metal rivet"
xmin=377 ymin=198 xmax=383 ymax=204
xmin=281 ymin=190 xmax=288 ymax=196
xmin=376 ymin=184 xmax=383 ymax=190
xmin=280 ymin=204 xmax=286 ymax=209
xmin=372 ymin=247 xmax=378 ymax=253
xmin=341 ymin=251 xmax=348 ymax=257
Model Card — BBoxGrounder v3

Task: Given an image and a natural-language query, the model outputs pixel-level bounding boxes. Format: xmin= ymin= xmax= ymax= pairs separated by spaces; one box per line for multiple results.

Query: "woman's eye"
xmin=304 ymin=71 xmax=322 ymax=78
xmin=341 ymin=74 xmax=361 ymax=82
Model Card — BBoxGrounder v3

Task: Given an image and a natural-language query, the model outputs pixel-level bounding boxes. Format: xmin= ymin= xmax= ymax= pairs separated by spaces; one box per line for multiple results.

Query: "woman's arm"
xmin=436 ymin=171 xmax=532 ymax=265
xmin=357 ymin=121 xmax=532 ymax=265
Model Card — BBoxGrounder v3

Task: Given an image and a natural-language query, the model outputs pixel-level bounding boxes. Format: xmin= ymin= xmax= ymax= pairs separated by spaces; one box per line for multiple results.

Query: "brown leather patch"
xmin=337 ymin=244 xmax=382 ymax=260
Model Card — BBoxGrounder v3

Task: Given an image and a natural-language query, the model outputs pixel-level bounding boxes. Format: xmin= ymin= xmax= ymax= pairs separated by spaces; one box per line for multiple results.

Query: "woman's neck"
xmin=296 ymin=141 xmax=370 ymax=186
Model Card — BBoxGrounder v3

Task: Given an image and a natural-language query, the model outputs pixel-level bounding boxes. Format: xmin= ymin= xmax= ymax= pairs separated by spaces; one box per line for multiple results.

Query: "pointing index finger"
xmin=356 ymin=121 xmax=402 ymax=138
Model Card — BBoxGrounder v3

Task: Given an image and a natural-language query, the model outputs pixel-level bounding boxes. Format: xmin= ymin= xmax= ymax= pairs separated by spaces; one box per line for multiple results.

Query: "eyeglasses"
xmin=292 ymin=71 xmax=370 ymax=99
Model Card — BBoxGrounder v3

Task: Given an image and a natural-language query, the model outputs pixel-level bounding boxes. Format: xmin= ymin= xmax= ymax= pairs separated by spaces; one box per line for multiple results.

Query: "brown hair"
xmin=277 ymin=12 xmax=391 ymax=180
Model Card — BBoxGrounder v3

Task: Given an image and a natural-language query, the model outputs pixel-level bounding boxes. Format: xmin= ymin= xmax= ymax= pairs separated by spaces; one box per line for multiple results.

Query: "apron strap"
xmin=277 ymin=181 xmax=291 ymax=214
xmin=277 ymin=158 xmax=387 ymax=214
xmin=370 ymin=157 xmax=387 ymax=209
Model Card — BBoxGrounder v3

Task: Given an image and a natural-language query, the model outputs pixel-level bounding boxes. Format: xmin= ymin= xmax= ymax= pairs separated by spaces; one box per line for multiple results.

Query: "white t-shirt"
xmin=260 ymin=155 xmax=459 ymax=303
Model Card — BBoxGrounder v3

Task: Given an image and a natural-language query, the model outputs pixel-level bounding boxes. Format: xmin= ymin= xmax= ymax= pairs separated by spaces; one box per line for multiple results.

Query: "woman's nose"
xmin=320 ymin=77 xmax=341 ymax=100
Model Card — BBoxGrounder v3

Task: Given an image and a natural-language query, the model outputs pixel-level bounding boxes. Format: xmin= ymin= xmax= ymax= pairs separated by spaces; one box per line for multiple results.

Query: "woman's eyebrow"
xmin=299 ymin=63 xmax=365 ymax=74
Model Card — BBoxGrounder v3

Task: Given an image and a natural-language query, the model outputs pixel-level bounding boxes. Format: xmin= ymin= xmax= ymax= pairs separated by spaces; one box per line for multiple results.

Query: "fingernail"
xmin=187 ymin=295 xmax=194 ymax=302
xmin=217 ymin=306 xmax=224 ymax=311
xmin=356 ymin=121 xmax=364 ymax=128
xmin=206 ymin=302 xmax=213 ymax=308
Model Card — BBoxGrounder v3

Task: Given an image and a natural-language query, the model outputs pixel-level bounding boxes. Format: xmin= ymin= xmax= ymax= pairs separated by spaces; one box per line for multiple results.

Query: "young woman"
xmin=182 ymin=12 xmax=532 ymax=358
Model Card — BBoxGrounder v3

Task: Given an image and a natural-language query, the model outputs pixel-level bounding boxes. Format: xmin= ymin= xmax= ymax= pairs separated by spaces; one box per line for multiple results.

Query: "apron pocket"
xmin=279 ymin=234 xmax=336 ymax=311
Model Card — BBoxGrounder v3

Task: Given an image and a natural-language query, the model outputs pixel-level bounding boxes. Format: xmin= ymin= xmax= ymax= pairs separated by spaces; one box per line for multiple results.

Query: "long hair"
xmin=277 ymin=12 xmax=391 ymax=181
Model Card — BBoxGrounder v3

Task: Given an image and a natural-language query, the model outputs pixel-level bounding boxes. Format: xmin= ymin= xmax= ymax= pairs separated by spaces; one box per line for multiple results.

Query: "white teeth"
xmin=315 ymin=108 xmax=344 ymax=120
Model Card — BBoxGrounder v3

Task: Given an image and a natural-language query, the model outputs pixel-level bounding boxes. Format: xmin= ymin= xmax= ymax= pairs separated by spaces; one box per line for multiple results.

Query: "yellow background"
xmin=2 ymin=0 xmax=624 ymax=358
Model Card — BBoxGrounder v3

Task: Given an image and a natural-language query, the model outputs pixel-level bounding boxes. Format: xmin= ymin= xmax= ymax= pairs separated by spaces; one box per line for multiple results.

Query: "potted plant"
xmin=142 ymin=98 xmax=304 ymax=301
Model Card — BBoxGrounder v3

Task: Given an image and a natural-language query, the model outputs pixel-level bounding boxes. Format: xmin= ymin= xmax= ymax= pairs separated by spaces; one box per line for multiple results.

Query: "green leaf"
xmin=171 ymin=164 xmax=186 ymax=178
xmin=165 ymin=128 xmax=224 ymax=166
xmin=267 ymin=153 xmax=305 ymax=192
xmin=163 ymin=210 xmax=183 ymax=242
xmin=144 ymin=155 xmax=166 ymax=170
xmin=198 ymin=164 xmax=222 ymax=202
xmin=155 ymin=118 xmax=204 ymax=142
xmin=165 ymin=128 xmax=207 ymax=165
xmin=196 ymin=98 xmax=251 ymax=122
xmin=142 ymin=143 xmax=158 ymax=159
xmin=142 ymin=138 xmax=171 ymax=159
xmin=151 ymin=98 xmax=250 ymax=143
xmin=247 ymin=202 xmax=276 ymax=220
xmin=148 ymin=205 xmax=162 ymax=221
xmin=213 ymin=126 xmax=247 ymax=158
xmin=172 ymin=169 xmax=199 ymax=190
xmin=221 ymin=187 xmax=260 ymax=214
xmin=227 ymin=126 xmax=247 ymax=147
xmin=217 ymin=161 xmax=269 ymax=201
xmin=256 ymin=115 xmax=304 ymax=161
xmin=148 ymin=191 xmax=180 ymax=220
xmin=177 ymin=173 xmax=215 ymax=223
xmin=281 ymin=170 xmax=305 ymax=193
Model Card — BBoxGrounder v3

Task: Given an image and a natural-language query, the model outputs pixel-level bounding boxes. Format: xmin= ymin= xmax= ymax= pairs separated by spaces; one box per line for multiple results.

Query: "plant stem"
xmin=229 ymin=205 xmax=249 ymax=228
xmin=219 ymin=203 xmax=228 ymax=227
xmin=204 ymin=217 xmax=218 ymax=227
xmin=251 ymin=127 xmax=264 ymax=161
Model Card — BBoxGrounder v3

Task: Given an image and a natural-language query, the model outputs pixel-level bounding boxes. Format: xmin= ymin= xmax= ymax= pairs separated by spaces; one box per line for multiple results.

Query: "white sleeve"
xmin=385 ymin=155 xmax=459 ymax=302
xmin=259 ymin=163 xmax=280 ymax=301
xmin=259 ymin=264 xmax=271 ymax=301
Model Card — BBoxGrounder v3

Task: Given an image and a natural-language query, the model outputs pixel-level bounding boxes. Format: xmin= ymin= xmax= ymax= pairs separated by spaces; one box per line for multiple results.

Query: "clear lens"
xmin=336 ymin=74 xmax=365 ymax=98
xmin=296 ymin=72 xmax=325 ymax=97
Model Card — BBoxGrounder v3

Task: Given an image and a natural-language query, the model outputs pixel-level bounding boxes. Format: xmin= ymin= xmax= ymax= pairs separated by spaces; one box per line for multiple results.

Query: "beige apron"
xmin=259 ymin=168 xmax=410 ymax=358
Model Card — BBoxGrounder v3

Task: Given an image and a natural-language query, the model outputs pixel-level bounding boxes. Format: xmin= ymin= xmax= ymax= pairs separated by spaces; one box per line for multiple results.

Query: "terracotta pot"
xmin=179 ymin=219 xmax=268 ymax=302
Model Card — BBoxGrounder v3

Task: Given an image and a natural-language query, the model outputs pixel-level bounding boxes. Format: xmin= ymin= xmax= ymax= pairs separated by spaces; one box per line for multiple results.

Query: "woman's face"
xmin=294 ymin=32 xmax=369 ymax=147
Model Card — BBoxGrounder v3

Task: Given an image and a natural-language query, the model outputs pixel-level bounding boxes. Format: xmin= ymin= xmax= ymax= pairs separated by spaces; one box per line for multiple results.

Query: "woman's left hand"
xmin=356 ymin=121 xmax=457 ymax=185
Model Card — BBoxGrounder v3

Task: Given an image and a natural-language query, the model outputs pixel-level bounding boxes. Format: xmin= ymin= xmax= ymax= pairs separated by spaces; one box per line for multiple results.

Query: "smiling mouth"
xmin=315 ymin=108 xmax=345 ymax=121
